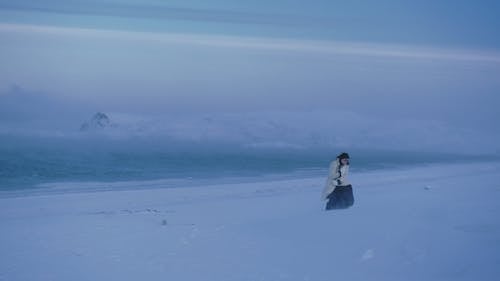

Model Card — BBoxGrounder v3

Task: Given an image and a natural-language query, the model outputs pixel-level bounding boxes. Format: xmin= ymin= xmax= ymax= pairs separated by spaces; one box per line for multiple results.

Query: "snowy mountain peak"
xmin=80 ymin=112 xmax=115 ymax=131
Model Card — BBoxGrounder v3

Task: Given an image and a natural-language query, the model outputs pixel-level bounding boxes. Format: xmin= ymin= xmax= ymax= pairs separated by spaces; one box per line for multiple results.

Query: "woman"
xmin=321 ymin=152 xmax=354 ymax=210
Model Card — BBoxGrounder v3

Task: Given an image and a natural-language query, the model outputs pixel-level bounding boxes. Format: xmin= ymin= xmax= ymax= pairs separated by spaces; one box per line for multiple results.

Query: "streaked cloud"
xmin=0 ymin=0 xmax=323 ymax=26
xmin=2 ymin=23 xmax=500 ymax=64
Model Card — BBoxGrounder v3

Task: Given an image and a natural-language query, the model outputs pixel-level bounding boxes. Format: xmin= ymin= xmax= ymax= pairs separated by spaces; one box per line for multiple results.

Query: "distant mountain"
xmin=71 ymin=110 xmax=499 ymax=154
xmin=80 ymin=112 xmax=116 ymax=131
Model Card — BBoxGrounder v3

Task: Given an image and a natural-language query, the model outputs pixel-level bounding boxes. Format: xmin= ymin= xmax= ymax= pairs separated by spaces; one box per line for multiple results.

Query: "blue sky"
xmin=0 ymin=0 xmax=499 ymax=151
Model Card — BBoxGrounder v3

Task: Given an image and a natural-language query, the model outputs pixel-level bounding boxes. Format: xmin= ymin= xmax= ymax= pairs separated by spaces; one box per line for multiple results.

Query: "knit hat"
xmin=337 ymin=152 xmax=350 ymax=160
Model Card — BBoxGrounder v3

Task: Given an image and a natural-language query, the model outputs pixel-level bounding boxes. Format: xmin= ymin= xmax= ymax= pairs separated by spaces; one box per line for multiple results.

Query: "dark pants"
xmin=326 ymin=185 xmax=354 ymax=210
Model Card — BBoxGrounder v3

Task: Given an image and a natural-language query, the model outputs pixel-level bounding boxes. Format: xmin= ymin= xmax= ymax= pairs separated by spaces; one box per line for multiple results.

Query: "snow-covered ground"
xmin=1 ymin=161 xmax=500 ymax=281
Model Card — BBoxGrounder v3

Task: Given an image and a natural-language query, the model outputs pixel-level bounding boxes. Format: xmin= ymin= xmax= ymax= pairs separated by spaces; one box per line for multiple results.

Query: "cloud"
xmin=0 ymin=0 xmax=320 ymax=27
xmin=1 ymin=23 xmax=499 ymax=64
xmin=0 ymin=84 xmax=498 ymax=153
xmin=1 ymin=23 xmax=499 ymax=144
xmin=0 ymin=85 xmax=92 ymax=128
xmin=2 ymin=106 xmax=498 ymax=154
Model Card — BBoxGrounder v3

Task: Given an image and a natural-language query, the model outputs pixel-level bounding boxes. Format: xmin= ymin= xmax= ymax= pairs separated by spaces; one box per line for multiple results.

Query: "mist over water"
xmin=1 ymin=133 xmax=498 ymax=193
xmin=1 ymin=102 xmax=499 ymax=193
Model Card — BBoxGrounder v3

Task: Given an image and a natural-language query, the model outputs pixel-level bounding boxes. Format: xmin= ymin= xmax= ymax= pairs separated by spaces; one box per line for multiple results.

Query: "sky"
xmin=0 ymin=0 xmax=499 ymax=152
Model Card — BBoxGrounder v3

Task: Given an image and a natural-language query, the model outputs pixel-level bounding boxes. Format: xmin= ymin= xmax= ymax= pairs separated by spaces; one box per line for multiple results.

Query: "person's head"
xmin=337 ymin=152 xmax=350 ymax=166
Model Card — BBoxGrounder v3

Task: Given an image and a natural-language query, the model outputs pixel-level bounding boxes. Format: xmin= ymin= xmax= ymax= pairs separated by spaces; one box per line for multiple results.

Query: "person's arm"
xmin=322 ymin=159 xmax=339 ymax=200
xmin=335 ymin=165 xmax=349 ymax=186
xmin=330 ymin=160 xmax=341 ymax=186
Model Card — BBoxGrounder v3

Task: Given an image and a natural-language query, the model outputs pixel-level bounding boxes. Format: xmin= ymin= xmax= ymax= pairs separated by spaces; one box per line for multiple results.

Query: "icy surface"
xmin=1 ymin=162 xmax=500 ymax=281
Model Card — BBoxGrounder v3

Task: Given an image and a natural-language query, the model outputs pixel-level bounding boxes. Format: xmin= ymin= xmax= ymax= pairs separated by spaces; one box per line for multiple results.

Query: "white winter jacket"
xmin=321 ymin=159 xmax=350 ymax=200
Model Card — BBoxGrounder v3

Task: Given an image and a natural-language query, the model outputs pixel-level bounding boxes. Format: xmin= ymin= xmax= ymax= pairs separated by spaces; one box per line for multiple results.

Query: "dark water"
xmin=1 ymin=135 xmax=498 ymax=192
